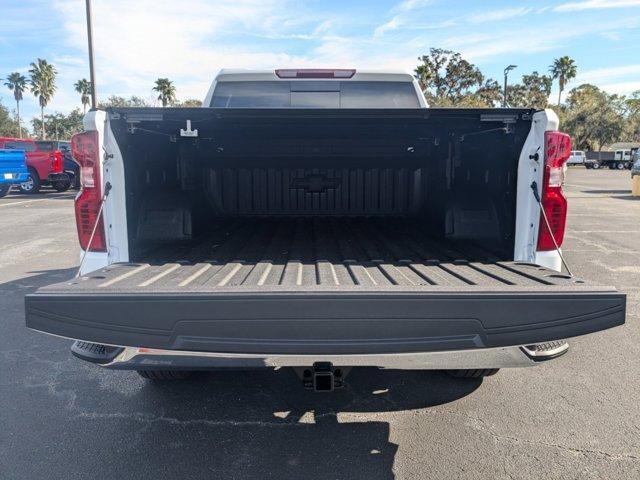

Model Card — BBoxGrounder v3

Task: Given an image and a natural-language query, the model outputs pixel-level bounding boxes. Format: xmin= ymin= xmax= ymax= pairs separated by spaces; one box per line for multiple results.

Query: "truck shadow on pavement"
xmin=6 ymin=267 xmax=484 ymax=480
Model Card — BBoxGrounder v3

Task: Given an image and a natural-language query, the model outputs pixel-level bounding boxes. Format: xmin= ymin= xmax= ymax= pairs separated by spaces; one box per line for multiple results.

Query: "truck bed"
xmin=26 ymin=217 xmax=625 ymax=355
xmin=130 ymin=217 xmax=557 ymax=290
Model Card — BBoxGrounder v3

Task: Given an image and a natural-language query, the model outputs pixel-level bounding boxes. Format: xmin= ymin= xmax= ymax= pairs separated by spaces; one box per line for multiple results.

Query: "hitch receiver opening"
xmin=295 ymin=363 xmax=349 ymax=392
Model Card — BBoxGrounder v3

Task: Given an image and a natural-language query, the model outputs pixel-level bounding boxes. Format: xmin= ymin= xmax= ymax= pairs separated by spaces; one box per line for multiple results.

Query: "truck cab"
xmin=204 ymin=69 xmax=428 ymax=108
xmin=613 ymin=149 xmax=633 ymax=170
xmin=567 ymin=150 xmax=586 ymax=165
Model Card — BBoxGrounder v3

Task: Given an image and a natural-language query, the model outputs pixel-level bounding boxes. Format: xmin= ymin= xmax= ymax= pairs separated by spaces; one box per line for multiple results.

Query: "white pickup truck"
xmin=25 ymin=69 xmax=625 ymax=389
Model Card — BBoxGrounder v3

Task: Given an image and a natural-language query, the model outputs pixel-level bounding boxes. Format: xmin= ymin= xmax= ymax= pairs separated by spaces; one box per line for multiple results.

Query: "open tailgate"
xmin=25 ymin=260 xmax=625 ymax=354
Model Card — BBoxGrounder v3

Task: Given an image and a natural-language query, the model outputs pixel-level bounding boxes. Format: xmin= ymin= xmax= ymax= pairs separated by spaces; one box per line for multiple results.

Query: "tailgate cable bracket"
xmin=530 ymin=181 xmax=573 ymax=276
xmin=76 ymin=181 xmax=112 ymax=278
xmin=180 ymin=119 xmax=198 ymax=138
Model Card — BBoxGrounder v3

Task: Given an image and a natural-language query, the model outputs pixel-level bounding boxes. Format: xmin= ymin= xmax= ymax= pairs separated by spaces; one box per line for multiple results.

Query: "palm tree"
xmin=152 ymin=78 xmax=176 ymax=107
xmin=550 ymin=56 xmax=577 ymax=107
xmin=29 ymin=58 xmax=57 ymax=139
xmin=74 ymin=78 xmax=92 ymax=114
xmin=4 ymin=72 xmax=28 ymax=138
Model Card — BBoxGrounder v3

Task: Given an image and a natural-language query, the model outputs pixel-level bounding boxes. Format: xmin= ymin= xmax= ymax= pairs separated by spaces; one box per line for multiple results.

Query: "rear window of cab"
xmin=211 ymin=81 xmax=420 ymax=108
xmin=3 ymin=140 xmax=36 ymax=152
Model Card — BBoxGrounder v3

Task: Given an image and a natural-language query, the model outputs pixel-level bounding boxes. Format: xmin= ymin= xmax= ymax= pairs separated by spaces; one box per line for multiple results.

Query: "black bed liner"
xmin=25 ymin=217 xmax=625 ymax=354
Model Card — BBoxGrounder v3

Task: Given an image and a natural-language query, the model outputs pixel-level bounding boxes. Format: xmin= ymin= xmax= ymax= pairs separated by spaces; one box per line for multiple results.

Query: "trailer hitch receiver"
xmin=295 ymin=363 xmax=350 ymax=392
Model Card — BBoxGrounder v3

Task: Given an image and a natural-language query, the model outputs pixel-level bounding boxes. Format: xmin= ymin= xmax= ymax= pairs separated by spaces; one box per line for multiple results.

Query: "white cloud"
xmin=597 ymin=81 xmax=640 ymax=94
xmin=393 ymin=0 xmax=430 ymax=12
xmin=455 ymin=15 xmax=640 ymax=59
xmin=51 ymin=0 xmax=313 ymax=97
xmin=468 ymin=7 xmax=534 ymax=24
xmin=576 ymin=64 xmax=640 ymax=84
xmin=599 ymin=31 xmax=622 ymax=41
xmin=373 ymin=15 xmax=402 ymax=37
xmin=554 ymin=0 xmax=640 ymax=12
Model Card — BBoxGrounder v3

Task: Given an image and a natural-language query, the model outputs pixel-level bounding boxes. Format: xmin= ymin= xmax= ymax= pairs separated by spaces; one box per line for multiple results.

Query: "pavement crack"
xmin=74 ymin=411 xmax=324 ymax=428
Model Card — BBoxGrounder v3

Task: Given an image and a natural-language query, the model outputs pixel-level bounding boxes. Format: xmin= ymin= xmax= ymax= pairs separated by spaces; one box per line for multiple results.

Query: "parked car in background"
xmin=0 ymin=149 xmax=29 ymax=197
xmin=567 ymin=150 xmax=586 ymax=165
xmin=0 ymin=137 xmax=70 ymax=193
xmin=36 ymin=140 xmax=80 ymax=189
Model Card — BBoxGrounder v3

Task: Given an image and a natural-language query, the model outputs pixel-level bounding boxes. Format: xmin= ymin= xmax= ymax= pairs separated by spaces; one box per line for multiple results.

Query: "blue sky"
xmin=1 ymin=0 xmax=640 ymax=124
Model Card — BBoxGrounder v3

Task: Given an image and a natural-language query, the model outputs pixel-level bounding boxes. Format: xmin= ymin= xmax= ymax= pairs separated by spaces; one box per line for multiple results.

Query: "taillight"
xmin=537 ymin=131 xmax=571 ymax=251
xmin=275 ymin=69 xmax=356 ymax=78
xmin=50 ymin=151 xmax=63 ymax=173
xmin=71 ymin=131 xmax=106 ymax=252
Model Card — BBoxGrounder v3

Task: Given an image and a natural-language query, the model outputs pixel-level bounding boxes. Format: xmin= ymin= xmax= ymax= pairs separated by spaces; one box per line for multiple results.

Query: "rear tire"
xmin=446 ymin=369 xmax=499 ymax=379
xmin=52 ymin=179 xmax=71 ymax=192
xmin=0 ymin=184 xmax=10 ymax=198
xmin=19 ymin=168 xmax=41 ymax=194
xmin=136 ymin=370 xmax=193 ymax=380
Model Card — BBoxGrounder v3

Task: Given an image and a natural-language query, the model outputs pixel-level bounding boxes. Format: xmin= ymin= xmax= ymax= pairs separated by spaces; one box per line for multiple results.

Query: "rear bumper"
xmin=77 ymin=343 xmax=568 ymax=370
xmin=47 ymin=172 xmax=70 ymax=183
xmin=0 ymin=172 xmax=29 ymax=184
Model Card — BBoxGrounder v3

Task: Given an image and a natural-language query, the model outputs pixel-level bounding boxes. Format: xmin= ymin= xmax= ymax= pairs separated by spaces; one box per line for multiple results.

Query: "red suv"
xmin=0 ymin=137 xmax=70 ymax=193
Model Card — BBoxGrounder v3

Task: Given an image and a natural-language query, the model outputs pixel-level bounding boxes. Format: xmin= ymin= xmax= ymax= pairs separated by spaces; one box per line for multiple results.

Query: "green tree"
xmin=563 ymin=84 xmax=625 ymax=151
xmin=174 ymin=98 xmax=202 ymax=107
xmin=4 ymin=72 xmax=28 ymax=138
xmin=414 ymin=49 xmax=497 ymax=107
xmin=550 ymin=56 xmax=577 ymax=106
xmin=29 ymin=58 xmax=57 ymax=139
xmin=31 ymin=109 xmax=84 ymax=141
xmin=98 ymin=95 xmax=150 ymax=108
xmin=0 ymin=101 xmax=21 ymax=137
xmin=624 ymin=91 xmax=640 ymax=141
xmin=152 ymin=78 xmax=176 ymax=107
xmin=507 ymin=71 xmax=553 ymax=109
xmin=74 ymin=78 xmax=92 ymax=114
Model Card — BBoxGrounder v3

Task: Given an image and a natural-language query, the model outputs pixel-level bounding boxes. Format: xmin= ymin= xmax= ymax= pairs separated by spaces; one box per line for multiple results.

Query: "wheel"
xmin=69 ymin=171 xmax=80 ymax=189
xmin=0 ymin=184 xmax=10 ymax=198
xmin=446 ymin=369 xmax=500 ymax=379
xmin=19 ymin=168 xmax=41 ymax=194
xmin=136 ymin=370 xmax=193 ymax=380
xmin=592 ymin=162 xmax=600 ymax=169
xmin=617 ymin=162 xmax=625 ymax=170
xmin=52 ymin=179 xmax=71 ymax=192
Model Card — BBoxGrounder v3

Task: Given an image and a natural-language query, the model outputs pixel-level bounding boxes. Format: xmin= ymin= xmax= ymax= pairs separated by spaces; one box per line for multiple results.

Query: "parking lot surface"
xmin=1 ymin=169 xmax=638 ymax=479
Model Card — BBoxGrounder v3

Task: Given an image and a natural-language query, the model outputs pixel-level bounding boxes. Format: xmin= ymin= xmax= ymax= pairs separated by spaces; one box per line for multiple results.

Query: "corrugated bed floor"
xmin=113 ymin=217 xmax=564 ymax=291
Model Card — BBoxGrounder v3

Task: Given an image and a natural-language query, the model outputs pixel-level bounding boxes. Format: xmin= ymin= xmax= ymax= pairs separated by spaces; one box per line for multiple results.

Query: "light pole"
xmin=85 ymin=0 xmax=97 ymax=109
xmin=503 ymin=64 xmax=517 ymax=108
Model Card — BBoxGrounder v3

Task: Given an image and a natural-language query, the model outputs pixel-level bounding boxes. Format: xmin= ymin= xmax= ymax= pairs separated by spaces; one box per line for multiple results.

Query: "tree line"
xmin=415 ymin=48 xmax=639 ymax=151
xmin=1 ymin=60 xmax=201 ymax=140
xmin=2 ymin=51 xmax=639 ymax=151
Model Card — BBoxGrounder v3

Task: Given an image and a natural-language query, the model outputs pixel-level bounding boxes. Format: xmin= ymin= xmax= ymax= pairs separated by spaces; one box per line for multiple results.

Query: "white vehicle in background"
xmin=567 ymin=150 xmax=586 ymax=165
xmin=613 ymin=149 xmax=633 ymax=170
xmin=25 ymin=69 xmax=626 ymax=390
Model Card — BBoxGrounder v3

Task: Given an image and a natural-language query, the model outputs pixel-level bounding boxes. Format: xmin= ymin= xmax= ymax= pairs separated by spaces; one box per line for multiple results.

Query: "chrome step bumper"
xmin=71 ymin=341 xmax=569 ymax=371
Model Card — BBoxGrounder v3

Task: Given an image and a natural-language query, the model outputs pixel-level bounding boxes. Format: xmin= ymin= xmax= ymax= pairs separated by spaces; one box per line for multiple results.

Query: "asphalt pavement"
xmin=1 ymin=169 xmax=638 ymax=479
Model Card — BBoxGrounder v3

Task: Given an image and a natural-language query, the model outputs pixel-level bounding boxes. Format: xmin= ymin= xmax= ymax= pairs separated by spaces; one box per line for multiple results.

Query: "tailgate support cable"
xmin=530 ymin=181 xmax=573 ymax=276
xmin=76 ymin=182 xmax=112 ymax=278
